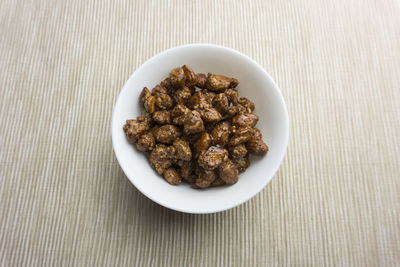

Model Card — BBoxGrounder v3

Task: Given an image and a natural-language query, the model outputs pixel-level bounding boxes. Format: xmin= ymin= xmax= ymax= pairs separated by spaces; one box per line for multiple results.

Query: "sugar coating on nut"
xmin=123 ymin=65 xmax=268 ymax=187
xmin=154 ymin=125 xmax=182 ymax=144
xmin=123 ymin=116 xmax=151 ymax=143
xmin=219 ymin=159 xmax=239 ymax=185
xmin=198 ymin=146 xmax=228 ymax=170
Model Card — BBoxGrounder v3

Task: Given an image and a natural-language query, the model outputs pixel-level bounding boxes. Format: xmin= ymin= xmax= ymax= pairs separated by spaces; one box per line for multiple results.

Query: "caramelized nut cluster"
xmin=123 ymin=65 xmax=268 ymax=188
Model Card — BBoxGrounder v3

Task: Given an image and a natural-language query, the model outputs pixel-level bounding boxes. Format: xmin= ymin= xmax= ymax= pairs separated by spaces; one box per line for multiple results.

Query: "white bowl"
xmin=112 ymin=44 xmax=289 ymax=214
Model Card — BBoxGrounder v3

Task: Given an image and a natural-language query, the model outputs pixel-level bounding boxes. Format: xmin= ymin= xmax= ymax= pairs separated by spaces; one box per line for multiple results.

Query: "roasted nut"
xmin=225 ymin=88 xmax=238 ymax=102
xmin=155 ymin=93 xmax=173 ymax=110
xmin=136 ymin=132 xmax=155 ymax=152
xmin=123 ymin=116 xmax=152 ymax=143
xmin=194 ymin=168 xmax=217 ymax=189
xmin=203 ymin=90 xmax=216 ymax=105
xmin=141 ymin=87 xmax=156 ymax=114
xmin=183 ymin=110 xmax=205 ymax=135
xmin=178 ymin=160 xmax=194 ymax=180
xmin=149 ymin=144 xmax=174 ymax=174
xmin=183 ymin=132 xmax=203 ymax=145
xmin=163 ymin=168 xmax=182 ymax=185
xmin=194 ymin=132 xmax=212 ymax=156
xmin=171 ymin=104 xmax=190 ymax=125
xmin=174 ymin=86 xmax=192 ymax=104
xmin=232 ymin=113 xmax=259 ymax=127
xmin=170 ymin=67 xmax=186 ymax=87
xmin=154 ymin=125 xmax=182 ymax=144
xmin=211 ymin=177 xmax=226 ymax=187
xmin=229 ymin=144 xmax=248 ymax=159
xmin=218 ymin=159 xmax=239 ymax=184
xmin=229 ymin=126 xmax=253 ymax=146
xmin=173 ymin=138 xmax=192 ymax=161
xmin=200 ymin=107 xmax=222 ymax=123
xmin=149 ymin=125 xmax=159 ymax=136
xmin=211 ymin=121 xmax=231 ymax=147
xmin=212 ymin=93 xmax=229 ymax=114
xmin=247 ymin=137 xmax=269 ymax=155
xmin=238 ymin=97 xmax=255 ymax=113
xmin=183 ymin=65 xmax=197 ymax=87
xmin=188 ymin=91 xmax=211 ymax=109
xmin=252 ymin=128 xmax=262 ymax=139
xmin=232 ymin=156 xmax=250 ymax=172
xmin=151 ymin=84 xmax=168 ymax=95
xmin=212 ymin=92 xmax=237 ymax=117
xmin=160 ymin=77 xmax=174 ymax=92
xmin=152 ymin=110 xmax=171 ymax=124
xmin=225 ymin=89 xmax=239 ymax=117
xmin=140 ymin=87 xmax=151 ymax=103
xmin=206 ymin=73 xmax=239 ymax=92
xmin=198 ymin=146 xmax=228 ymax=170
xmin=196 ymin=73 xmax=207 ymax=88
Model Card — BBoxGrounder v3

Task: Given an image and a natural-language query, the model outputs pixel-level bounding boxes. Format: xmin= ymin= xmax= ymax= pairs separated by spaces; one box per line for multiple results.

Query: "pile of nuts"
xmin=123 ymin=65 xmax=268 ymax=188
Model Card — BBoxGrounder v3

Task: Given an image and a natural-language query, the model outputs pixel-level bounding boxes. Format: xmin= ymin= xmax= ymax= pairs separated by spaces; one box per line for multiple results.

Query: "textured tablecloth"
xmin=1 ymin=0 xmax=399 ymax=266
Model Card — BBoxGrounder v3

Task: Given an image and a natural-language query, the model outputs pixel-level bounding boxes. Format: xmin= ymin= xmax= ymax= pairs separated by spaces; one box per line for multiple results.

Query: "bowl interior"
xmin=112 ymin=44 xmax=289 ymax=213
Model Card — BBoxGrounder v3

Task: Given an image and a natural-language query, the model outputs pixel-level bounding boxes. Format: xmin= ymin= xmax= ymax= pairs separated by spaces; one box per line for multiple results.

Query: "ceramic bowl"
xmin=112 ymin=44 xmax=289 ymax=214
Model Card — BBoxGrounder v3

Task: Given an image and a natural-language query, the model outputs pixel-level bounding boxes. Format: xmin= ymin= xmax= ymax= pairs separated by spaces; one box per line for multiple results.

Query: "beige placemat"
xmin=1 ymin=0 xmax=399 ymax=266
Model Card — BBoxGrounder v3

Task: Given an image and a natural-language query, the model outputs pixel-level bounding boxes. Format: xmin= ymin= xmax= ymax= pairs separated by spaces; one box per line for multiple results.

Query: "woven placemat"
xmin=1 ymin=0 xmax=399 ymax=265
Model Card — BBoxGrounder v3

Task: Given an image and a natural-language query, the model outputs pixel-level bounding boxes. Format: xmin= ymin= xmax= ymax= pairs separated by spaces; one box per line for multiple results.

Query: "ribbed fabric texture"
xmin=1 ymin=0 xmax=399 ymax=266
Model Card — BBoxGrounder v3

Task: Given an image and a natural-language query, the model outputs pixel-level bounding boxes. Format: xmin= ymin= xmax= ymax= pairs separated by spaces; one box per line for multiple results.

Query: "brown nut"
xmin=155 ymin=93 xmax=173 ymax=110
xmin=203 ymin=90 xmax=216 ymax=105
xmin=194 ymin=132 xmax=212 ymax=156
xmin=212 ymin=92 xmax=237 ymax=117
xmin=171 ymin=104 xmax=190 ymax=125
xmin=232 ymin=156 xmax=250 ymax=172
xmin=151 ymin=84 xmax=168 ymax=95
xmin=140 ymin=87 xmax=151 ymax=103
xmin=183 ymin=110 xmax=205 ymax=135
xmin=160 ymin=77 xmax=174 ymax=92
xmin=149 ymin=144 xmax=174 ymax=174
xmin=178 ymin=160 xmax=194 ymax=181
xmin=154 ymin=124 xmax=182 ymax=144
xmin=252 ymin=128 xmax=262 ymax=139
xmin=188 ymin=91 xmax=211 ymax=110
xmin=198 ymin=146 xmax=228 ymax=170
xmin=225 ymin=88 xmax=238 ymax=102
xmin=210 ymin=177 xmax=226 ymax=187
xmin=123 ymin=116 xmax=152 ymax=143
xmin=247 ymin=137 xmax=269 ymax=155
xmin=141 ymin=87 xmax=156 ymax=114
xmin=232 ymin=113 xmax=259 ymax=127
xmin=170 ymin=67 xmax=186 ymax=87
xmin=173 ymin=138 xmax=192 ymax=161
xmin=200 ymin=107 xmax=222 ymax=123
xmin=182 ymin=132 xmax=203 ymax=145
xmin=229 ymin=144 xmax=248 ymax=159
xmin=212 ymin=93 xmax=229 ymax=114
xmin=182 ymin=65 xmax=197 ymax=87
xmin=195 ymin=73 xmax=207 ymax=89
xmin=229 ymin=126 xmax=253 ymax=146
xmin=211 ymin=121 xmax=231 ymax=147
xmin=152 ymin=110 xmax=171 ymax=124
xmin=218 ymin=159 xmax=239 ymax=185
xmin=136 ymin=132 xmax=155 ymax=152
xmin=206 ymin=73 xmax=239 ymax=92
xmin=194 ymin=168 xmax=217 ymax=189
xmin=238 ymin=97 xmax=255 ymax=113
xmin=174 ymin=86 xmax=192 ymax=104
xmin=163 ymin=168 xmax=182 ymax=185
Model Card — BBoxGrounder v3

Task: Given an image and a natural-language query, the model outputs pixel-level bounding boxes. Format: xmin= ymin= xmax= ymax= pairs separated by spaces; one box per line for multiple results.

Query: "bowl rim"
xmin=111 ymin=43 xmax=289 ymax=214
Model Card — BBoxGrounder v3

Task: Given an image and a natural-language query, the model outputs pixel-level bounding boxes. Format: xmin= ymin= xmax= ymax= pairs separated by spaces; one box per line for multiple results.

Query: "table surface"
xmin=1 ymin=0 xmax=399 ymax=266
